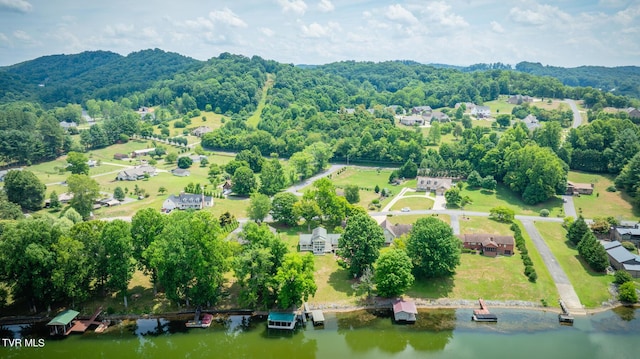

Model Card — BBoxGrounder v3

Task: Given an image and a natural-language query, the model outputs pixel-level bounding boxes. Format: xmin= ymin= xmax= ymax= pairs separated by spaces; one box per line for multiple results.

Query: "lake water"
xmin=1 ymin=307 xmax=638 ymax=359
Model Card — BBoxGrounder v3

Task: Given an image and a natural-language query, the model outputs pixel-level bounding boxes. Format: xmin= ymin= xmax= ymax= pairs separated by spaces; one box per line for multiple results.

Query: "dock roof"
xmin=47 ymin=309 xmax=80 ymax=326
xmin=393 ymin=299 xmax=418 ymax=314
xmin=267 ymin=312 xmax=296 ymax=322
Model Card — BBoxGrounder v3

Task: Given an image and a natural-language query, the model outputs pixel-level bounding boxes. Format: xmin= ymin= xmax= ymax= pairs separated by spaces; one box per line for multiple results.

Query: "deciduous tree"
xmin=374 ymin=249 xmax=414 ymax=298
xmin=271 ymin=192 xmax=299 ymax=226
xmin=247 ymin=193 xmax=271 ymax=223
xmin=275 ymin=253 xmax=317 ymax=309
xmin=232 ymin=166 xmax=257 ymax=196
xmin=66 ymin=151 xmax=89 ymax=175
xmin=67 ymin=174 xmax=100 ymax=219
xmin=407 ymin=217 xmax=461 ymax=278
xmin=337 ymin=213 xmax=385 ymax=278
xmin=3 ymin=170 xmax=46 ymax=211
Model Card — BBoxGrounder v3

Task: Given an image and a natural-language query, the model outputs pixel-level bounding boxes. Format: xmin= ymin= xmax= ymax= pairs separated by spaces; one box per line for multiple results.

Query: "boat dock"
xmin=310 ymin=310 xmax=325 ymax=326
xmin=558 ymin=300 xmax=574 ymax=325
xmin=69 ymin=307 xmax=109 ymax=334
xmin=472 ymin=299 xmax=498 ymax=322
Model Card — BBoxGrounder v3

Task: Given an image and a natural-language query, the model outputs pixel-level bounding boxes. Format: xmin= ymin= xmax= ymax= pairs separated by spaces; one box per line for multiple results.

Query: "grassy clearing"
xmin=568 ymin=171 xmax=640 ymax=220
xmin=459 ymin=216 xmax=513 ymax=234
xmin=246 ymin=73 xmax=275 ymax=128
xmin=462 ymin=183 xmax=564 ymax=217
xmin=389 ymin=196 xmax=434 ymax=211
xmin=534 ymin=221 xmax=612 ymax=308
xmin=531 ymin=99 xmax=565 ymax=111
xmin=485 ymin=99 xmax=516 ymax=116
xmin=330 ymin=167 xmax=393 ymax=190
xmin=186 ymin=111 xmax=226 ymax=132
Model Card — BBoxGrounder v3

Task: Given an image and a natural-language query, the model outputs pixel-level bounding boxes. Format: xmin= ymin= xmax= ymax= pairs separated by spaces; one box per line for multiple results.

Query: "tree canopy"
xmin=407 ymin=217 xmax=461 ymax=278
xmin=337 ymin=213 xmax=385 ymax=278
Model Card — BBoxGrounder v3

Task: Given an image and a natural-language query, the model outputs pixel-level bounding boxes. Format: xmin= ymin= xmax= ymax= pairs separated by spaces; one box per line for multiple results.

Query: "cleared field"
xmin=459 ymin=216 xmax=513 ymax=234
xmin=386 ymin=213 xmax=450 ymax=226
xmin=330 ymin=167 xmax=393 ymax=191
xmin=568 ymin=171 xmax=640 ymax=221
xmin=534 ymin=221 xmax=613 ymax=308
xmin=462 ymin=183 xmax=564 ymax=217
xmin=484 ymin=99 xmax=516 ymax=115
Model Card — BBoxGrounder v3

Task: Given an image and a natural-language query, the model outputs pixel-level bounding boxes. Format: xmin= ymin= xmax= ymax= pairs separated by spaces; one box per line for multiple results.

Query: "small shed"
xmin=393 ymin=299 xmax=417 ymax=323
xmin=47 ymin=309 xmax=79 ymax=336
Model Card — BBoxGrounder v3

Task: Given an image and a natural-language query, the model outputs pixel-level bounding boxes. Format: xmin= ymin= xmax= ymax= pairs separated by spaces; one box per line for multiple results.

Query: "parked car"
xmin=401 ymin=207 xmax=411 ymax=212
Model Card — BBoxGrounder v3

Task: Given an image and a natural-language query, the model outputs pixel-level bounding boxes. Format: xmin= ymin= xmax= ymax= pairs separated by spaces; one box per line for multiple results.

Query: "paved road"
xmin=285 ymin=164 xmax=345 ymax=195
xmin=520 ymin=219 xmax=586 ymax=315
xmin=565 ymin=99 xmax=583 ymax=128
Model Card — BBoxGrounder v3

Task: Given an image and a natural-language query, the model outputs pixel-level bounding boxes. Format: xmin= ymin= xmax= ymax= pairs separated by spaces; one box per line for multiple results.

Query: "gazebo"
xmin=47 ymin=309 xmax=79 ymax=336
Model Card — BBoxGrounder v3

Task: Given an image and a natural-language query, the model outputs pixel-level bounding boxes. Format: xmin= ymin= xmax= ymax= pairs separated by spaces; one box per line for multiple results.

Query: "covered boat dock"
xmin=47 ymin=309 xmax=79 ymax=336
xmin=267 ymin=312 xmax=297 ymax=330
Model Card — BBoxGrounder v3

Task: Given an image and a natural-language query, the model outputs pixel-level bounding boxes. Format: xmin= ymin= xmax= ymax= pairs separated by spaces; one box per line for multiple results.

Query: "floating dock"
xmin=558 ymin=300 xmax=574 ymax=325
xmin=472 ymin=299 xmax=498 ymax=322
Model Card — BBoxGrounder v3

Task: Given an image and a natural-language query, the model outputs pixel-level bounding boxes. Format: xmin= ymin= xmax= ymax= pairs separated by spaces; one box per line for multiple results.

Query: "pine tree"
xmin=567 ymin=216 xmax=589 ymax=245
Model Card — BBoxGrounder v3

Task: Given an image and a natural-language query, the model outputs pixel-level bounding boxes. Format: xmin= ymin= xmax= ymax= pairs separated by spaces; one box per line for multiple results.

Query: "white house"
xmin=162 ymin=193 xmax=214 ymax=211
xmin=171 ymin=168 xmax=190 ymax=177
xmin=471 ymin=106 xmax=491 ymax=118
xmin=299 ymin=227 xmax=341 ymax=255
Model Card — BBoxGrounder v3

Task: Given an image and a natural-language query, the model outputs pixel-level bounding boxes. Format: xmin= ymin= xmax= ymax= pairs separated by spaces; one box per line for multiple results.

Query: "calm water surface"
xmin=1 ymin=307 xmax=638 ymax=359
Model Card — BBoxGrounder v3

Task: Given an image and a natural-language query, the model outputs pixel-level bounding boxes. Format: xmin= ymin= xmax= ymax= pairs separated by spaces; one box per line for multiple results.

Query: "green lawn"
xmin=568 ymin=171 xmax=640 ymax=220
xmin=534 ymin=221 xmax=613 ymax=308
xmin=330 ymin=167 xmax=393 ymax=191
xmin=389 ymin=196 xmax=434 ymax=211
xmin=485 ymin=99 xmax=516 ymax=116
xmin=86 ymin=139 xmax=156 ymax=162
xmin=459 ymin=216 xmax=513 ymax=234
xmin=386 ymin=214 xmax=450 ymax=226
xmin=462 ymin=183 xmax=564 ymax=217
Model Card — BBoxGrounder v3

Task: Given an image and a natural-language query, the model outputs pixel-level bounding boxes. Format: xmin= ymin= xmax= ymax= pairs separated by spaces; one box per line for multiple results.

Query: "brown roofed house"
xmin=380 ymin=219 xmax=413 ymax=246
xmin=566 ymin=181 xmax=594 ymax=196
xmin=460 ymin=233 xmax=515 ymax=257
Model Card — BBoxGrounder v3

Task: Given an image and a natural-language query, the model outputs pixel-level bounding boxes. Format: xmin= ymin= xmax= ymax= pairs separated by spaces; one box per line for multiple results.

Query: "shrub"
xmin=523 ymin=256 xmax=533 ymax=267
xmin=527 ymin=271 xmax=537 ymax=283
xmin=539 ymin=209 xmax=550 ymax=217
xmin=618 ymin=282 xmax=638 ymax=303
xmin=614 ymin=270 xmax=633 ymax=285
xmin=606 ymin=186 xmax=617 ymax=192
xmin=621 ymin=241 xmax=636 ymax=252
xmin=524 ymin=265 xmax=535 ymax=276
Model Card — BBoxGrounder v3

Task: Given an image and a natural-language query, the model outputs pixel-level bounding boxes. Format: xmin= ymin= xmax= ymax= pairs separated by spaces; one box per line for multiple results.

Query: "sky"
xmin=0 ymin=0 xmax=639 ymax=67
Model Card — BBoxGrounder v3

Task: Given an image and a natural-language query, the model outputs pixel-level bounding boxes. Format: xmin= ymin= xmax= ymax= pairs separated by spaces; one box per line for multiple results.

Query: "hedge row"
xmin=511 ymin=223 xmax=537 ymax=283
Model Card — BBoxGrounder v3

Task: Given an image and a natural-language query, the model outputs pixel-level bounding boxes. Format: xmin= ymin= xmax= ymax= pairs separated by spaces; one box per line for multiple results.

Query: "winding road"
xmin=565 ymin=99 xmax=584 ymax=128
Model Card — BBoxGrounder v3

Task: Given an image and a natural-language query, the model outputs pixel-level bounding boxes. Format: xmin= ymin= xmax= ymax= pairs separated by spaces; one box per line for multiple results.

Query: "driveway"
xmin=520 ymin=220 xmax=586 ymax=315
xmin=565 ymin=99 xmax=583 ymax=128
xmin=562 ymin=195 xmax=577 ymax=219
xmin=285 ymin=164 xmax=345 ymax=195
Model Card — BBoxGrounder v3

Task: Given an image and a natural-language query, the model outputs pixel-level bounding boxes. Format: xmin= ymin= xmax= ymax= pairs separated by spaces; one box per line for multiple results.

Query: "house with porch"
xmin=460 ymin=233 xmax=515 ymax=257
xmin=471 ymin=106 xmax=491 ymax=118
xmin=299 ymin=227 xmax=341 ymax=255
xmin=416 ymin=176 xmax=452 ymax=195
xmin=162 ymin=193 xmax=213 ymax=211
xmin=116 ymin=165 xmax=157 ymax=181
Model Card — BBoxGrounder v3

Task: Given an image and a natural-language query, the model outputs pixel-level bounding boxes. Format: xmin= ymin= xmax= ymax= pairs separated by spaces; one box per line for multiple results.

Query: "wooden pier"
xmin=558 ymin=300 xmax=574 ymax=325
xmin=472 ymin=299 xmax=498 ymax=322
xmin=69 ymin=307 xmax=109 ymax=334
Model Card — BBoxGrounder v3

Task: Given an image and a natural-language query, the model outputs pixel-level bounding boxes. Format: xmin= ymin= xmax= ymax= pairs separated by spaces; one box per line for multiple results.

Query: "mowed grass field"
xmin=534 ymin=221 xmax=613 ymax=308
xmin=389 ymin=196 xmax=434 ymax=211
xmin=462 ymin=183 xmax=564 ymax=217
xmin=568 ymin=171 xmax=640 ymax=221
xmin=330 ymin=167 xmax=394 ymax=208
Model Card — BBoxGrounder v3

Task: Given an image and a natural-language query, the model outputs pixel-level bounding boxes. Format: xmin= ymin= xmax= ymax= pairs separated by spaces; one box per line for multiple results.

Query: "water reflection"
xmin=336 ymin=308 xmax=456 ymax=354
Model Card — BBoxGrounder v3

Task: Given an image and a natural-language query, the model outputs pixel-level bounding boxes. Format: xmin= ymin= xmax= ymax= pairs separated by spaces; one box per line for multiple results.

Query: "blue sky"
xmin=0 ymin=0 xmax=638 ymax=67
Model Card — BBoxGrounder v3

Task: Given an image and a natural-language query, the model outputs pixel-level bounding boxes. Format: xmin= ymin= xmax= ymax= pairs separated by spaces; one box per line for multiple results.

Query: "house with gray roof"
xmin=603 ymin=241 xmax=640 ymax=278
xmin=380 ymin=219 xmax=412 ymax=246
xmin=612 ymin=227 xmax=640 ymax=247
xmin=191 ymin=126 xmax=212 ymax=137
xmin=299 ymin=227 xmax=341 ymax=255
xmin=162 ymin=193 xmax=213 ymax=211
xmin=522 ymin=114 xmax=540 ymax=131
xmin=116 ymin=165 xmax=157 ymax=181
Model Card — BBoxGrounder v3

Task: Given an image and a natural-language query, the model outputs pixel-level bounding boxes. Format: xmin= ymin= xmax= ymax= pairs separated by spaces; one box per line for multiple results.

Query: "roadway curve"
xmin=565 ymin=99 xmax=583 ymax=128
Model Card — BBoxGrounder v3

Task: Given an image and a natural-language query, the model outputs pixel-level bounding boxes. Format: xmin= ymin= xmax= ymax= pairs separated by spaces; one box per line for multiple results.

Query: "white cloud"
xmin=490 ymin=21 xmax=505 ymax=33
xmin=614 ymin=3 xmax=640 ymax=25
xmin=0 ymin=32 xmax=9 ymax=44
xmin=278 ymin=0 xmax=307 ymax=15
xmin=104 ymin=23 xmax=135 ymax=38
xmin=0 ymin=0 xmax=32 ymax=13
xmin=13 ymin=29 xmax=31 ymax=41
xmin=509 ymin=3 xmax=571 ymax=27
xmin=209 ymin=8 xmax=248 ymax=28
xmin=300 ymin=21 xmax=340 ymax=38
xmin=317 ymin=0 xmax=334 ymax=13
xmin=183 ymin=17 xmax=215 ymax=31
xmin=386 ymin=4 xmax=418 ymax=25
xmin=260 ymin=27 xmax=275 ymax=37
xmin=424 ymin=2 xmax=468 ymax=28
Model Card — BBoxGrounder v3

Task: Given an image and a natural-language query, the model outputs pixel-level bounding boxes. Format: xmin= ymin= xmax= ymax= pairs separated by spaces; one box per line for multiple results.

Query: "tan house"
xmin=191 ymin=126 xmax=213 ymax=137
xmin=299 ymin=227 xmax=341 ymax=255
xmin=380 ymin=219 xmax=413 ymax=246
xmin=460 ymin=233 xmax=515 ymax=257
xmin=566 ymin=181 xmax=594 ymax=195
xmin=416 ymin=176 xmax=453 ymax=195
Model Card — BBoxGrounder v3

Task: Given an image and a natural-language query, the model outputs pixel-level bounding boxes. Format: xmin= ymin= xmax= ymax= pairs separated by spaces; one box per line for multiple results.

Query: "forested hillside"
xmin=515 ymin=61 xmax=640 ymax=99
xmin=0 ymin=49 xmax=201 ymax=106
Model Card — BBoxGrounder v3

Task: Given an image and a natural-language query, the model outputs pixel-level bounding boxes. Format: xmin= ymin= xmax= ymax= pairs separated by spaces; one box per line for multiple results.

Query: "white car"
xmin=401 ymin=207 xmax=411 ymax=212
